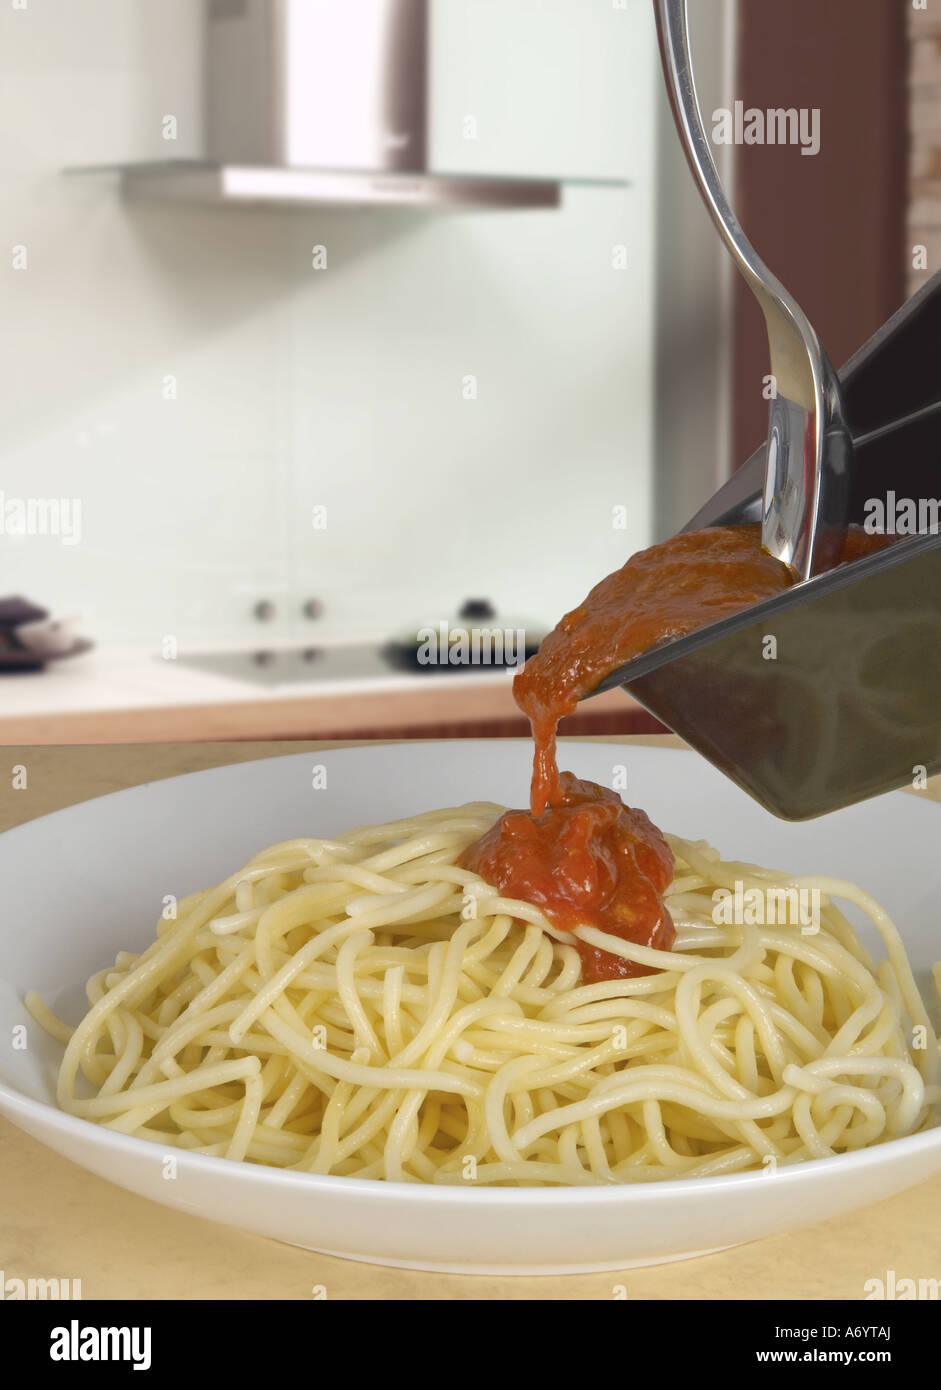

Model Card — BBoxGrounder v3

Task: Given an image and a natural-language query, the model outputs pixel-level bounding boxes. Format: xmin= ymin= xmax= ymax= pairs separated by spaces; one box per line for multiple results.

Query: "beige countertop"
xmin=0 ymin=646 xmax=633 ymax=742
xmin=1 ymin=738 xmax=939 ymax=1301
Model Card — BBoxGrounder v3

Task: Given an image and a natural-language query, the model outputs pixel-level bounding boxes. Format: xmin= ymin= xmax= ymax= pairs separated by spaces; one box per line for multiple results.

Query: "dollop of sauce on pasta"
xmin=462 ymin=525 xmax=795 ymax=980
xmin=460 ymin=772 xmax=675 ymax=982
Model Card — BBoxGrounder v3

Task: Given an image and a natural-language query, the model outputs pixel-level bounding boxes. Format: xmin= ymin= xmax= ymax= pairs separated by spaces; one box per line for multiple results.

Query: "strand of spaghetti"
xmin=672 ymin=976 xmax=796 ymax=1157
xmin=95 ymin=1010 xmax=145 ymax=1095
xmin=125 ymin=941 xmax=260 ymax=1091
xmin=23 ymin=992 xmax=74 ymax=1043
xmin=256 ymin=1008 xmax=483 ymax=1098
xmin=384 ymin=918 xmax=491 ymax=1068
xmin=228 ymin=919 xmax=356 ymax=1044
xmin=64 ymin=1056 xmax=261 ymax=1119
xmin=357 ymin=831 xmax=488 ymax=875
xmin=51 ymin=905 xmax=213 ymax=1105
xmin=334 ymin=807 xmax=500 ymax=848
xmin=512 ymin=1072 xmax=800 ymax=1151
xmin=379 ymin=960 xmax=525 ymax=1178
xmin=383 ymin=1086 xmax=429 ymax=1180
xmin=226 ymin=1068 xmax=264 ymax=1162
xmin=381 ymin=964 xmax=405 ymax=1056
xmin=674 ymin=964 xmax=789 ymax=1091
xmin=800 ymin=878 xmax=938 ymax=1078
xmin=305 ymin=1090 xmax=402 ymax=1173
xmin=151 ymin=1001 xmax=242 ymax=1071
xmin=784 ymin=1057 xmax=925 ymax=1130
xmin=103 ymin=1102 xmax=184 ymax=1134
xmin=823 ymin=990 xmax=892 ymax=1059
xmin=485 ymin=1055 xmax=548 ymax=1165
xmin=310 ymin=1046 xmax=373 ymax=1173
xmin=303 ymin=862 xmax=412 ymax=894
xmin=253 ymin=885 xmax=355 ymax=978
xmin=330 ymin=880 xmax=456 ymax=935
xmin=334 ymin=930 xmax=384 ymax=1057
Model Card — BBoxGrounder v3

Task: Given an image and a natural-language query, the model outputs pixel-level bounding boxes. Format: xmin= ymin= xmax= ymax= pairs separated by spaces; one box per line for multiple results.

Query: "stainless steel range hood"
xmin=93 ymin=0 xmax=622 ymax=212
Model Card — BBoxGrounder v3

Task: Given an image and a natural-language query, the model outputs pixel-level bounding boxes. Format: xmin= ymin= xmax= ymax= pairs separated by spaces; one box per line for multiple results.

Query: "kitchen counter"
xmin=1 ymin=737 xmax=939 ymax=1301
xmin=0 ymin=643 xmax=637 ymax=742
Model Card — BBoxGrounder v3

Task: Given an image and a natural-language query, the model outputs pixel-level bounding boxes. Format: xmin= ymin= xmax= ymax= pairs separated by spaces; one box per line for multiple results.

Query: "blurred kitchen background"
xmin=0 ymin=0 xmax=913 ymax=742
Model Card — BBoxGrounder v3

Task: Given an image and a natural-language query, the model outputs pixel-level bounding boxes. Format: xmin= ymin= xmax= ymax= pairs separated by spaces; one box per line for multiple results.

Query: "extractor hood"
xmin=73 ymin=0 xmax=627 ymax=212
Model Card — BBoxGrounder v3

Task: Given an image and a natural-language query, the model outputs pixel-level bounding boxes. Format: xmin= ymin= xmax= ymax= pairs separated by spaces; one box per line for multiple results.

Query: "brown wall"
xmin=732 ymin=0 xmax=908 ymax=468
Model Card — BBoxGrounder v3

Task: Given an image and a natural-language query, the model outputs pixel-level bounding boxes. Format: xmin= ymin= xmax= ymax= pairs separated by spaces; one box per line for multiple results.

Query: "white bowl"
xmin=1 ymin=741 xmax=939 ymax=1274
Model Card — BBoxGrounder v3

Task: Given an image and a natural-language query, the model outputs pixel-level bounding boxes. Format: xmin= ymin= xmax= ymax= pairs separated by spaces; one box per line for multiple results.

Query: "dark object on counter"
xmin=458 ymin=599 xmax=497 ymax=621
xmin=384 ymin=601 xmax=544 ymax=674
xmin=593 ymin=270 xmax=941 ymax=820
xmin=0 ymin=597 xmax=48 ymax=672
xmin=0 ymin=647 xmax=46 ymax=673
xmin=0 ymin=596 xmax=93 ymax=673
xmin=0 ymin=597 xmax=48 ymax=629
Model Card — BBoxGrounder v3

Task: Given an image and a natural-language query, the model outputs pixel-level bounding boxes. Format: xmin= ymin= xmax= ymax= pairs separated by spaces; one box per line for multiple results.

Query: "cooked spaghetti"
xmin=27 ymin=802 xmax=939 ymax=1185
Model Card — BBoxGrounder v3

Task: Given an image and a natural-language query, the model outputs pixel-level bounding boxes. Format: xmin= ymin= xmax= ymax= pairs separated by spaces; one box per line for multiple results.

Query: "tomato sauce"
xmin=461 ymin=771 xmax=675 ymax=982
xmin=461 ymin=522 xmax=885 ymax=982
xmin=515 ymin=525 xmax=795 ymax=815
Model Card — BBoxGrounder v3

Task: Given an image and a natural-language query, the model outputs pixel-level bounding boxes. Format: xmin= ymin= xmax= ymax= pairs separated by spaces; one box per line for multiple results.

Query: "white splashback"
xmin=1 ymin=0 xmax=657 ymax=648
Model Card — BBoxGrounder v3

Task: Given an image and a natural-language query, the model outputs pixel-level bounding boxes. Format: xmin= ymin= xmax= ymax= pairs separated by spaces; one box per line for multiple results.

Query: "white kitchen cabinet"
xmin=1 ymin=0 xmax=732 ymax=654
